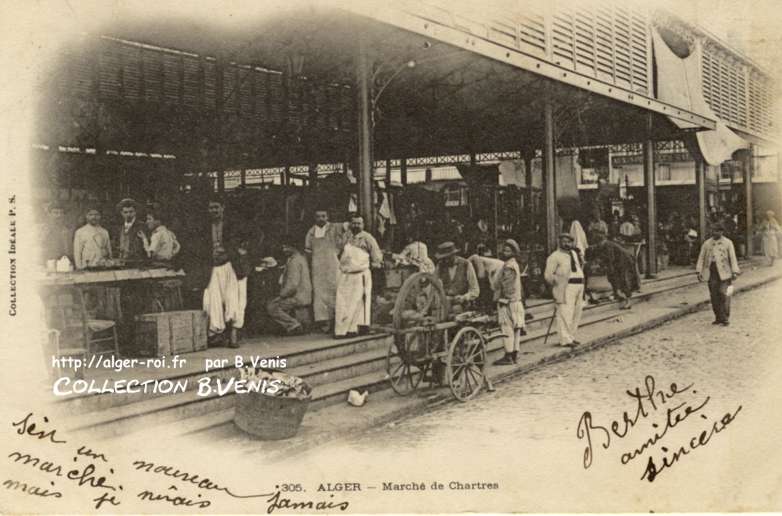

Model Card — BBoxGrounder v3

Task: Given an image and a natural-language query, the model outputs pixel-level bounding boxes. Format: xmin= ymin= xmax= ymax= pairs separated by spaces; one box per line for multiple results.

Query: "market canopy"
xmin=39 ymin=2 xmax=715 ymax=172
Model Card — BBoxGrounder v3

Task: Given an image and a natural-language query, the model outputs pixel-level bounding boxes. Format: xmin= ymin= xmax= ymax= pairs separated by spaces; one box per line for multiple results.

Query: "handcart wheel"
xmin=388 ymin=272 xmax=448 ymax=395
xmin=446 ymin=326 xmax=487 ymax=402
xmin=391 ymin=272 xmax=448 ymax=330
xmin=386 ymin=337 xmax=428 ymax=396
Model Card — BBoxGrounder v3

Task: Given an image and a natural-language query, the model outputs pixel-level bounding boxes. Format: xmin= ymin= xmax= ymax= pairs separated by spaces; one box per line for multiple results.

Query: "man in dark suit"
xmin=113 ymin=198 xmax=145 ymax=263
xmin=181 ymin=197 xmax=250 ymax=346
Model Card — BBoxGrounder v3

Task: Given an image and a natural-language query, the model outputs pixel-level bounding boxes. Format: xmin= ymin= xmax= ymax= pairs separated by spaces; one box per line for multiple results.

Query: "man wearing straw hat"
xmin=544 ymin=233 xmax=586 ymax=347
xmin=113 ymin=198 xmax=145 ymax=262
xmin=492 ymin=239 xmax=526 ymax=365
xmin=433 ymin=241 xmax=480 ymax=314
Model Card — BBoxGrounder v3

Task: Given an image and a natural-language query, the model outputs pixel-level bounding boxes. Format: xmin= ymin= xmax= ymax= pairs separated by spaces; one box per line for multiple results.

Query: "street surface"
xmin=278 ymin=280 xmax=782 ymax=512
xmin=32 ymin=279 xmax=777 ymax=514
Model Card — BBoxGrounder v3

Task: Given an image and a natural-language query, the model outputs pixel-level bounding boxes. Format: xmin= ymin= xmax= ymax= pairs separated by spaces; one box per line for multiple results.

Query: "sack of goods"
xmin=234 ymin=367 xmax=312 ymax=440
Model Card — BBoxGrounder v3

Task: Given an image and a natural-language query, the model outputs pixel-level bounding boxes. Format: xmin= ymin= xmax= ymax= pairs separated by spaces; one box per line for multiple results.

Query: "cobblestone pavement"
xmin=263 ymin=280 xmax=782 ymax=513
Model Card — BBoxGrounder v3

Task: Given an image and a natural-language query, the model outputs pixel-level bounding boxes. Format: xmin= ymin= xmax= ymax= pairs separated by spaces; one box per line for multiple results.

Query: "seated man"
xmin=433 ymin=241 xmax=479 ymax=314
xmin=266 ymin=238 xmax=312 ymax=336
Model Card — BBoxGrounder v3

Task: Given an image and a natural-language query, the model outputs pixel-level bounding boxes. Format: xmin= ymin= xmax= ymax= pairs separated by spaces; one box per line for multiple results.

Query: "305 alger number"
xmin=278 ymin=483 xmax=304 ymax=492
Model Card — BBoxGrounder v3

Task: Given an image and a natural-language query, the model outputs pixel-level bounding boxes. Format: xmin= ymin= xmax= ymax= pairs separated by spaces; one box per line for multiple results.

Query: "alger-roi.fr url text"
xmin=8 ymin=195 xmax=17 ymax=317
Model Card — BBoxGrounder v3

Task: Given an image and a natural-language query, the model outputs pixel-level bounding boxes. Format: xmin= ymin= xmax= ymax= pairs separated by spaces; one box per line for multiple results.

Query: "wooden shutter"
xmin=143 ymin=49 xmax=163 ymax=103
xmin=630 ymin=11 xmax=649 ymax=94
xmin=182 ymin=56 xmax=201 ymax=108
xmin=119 ymin=44 xmax=142 ymax=102
xmin=594 ymin=5 xmax=615 ymax=82
xmin=202 ymin=59 xmax=217 ymax=110
xmin=612 ymin=6 xmax=632 ymax=89
xmin=98 ymin=40 xmax=122 ymax=100
xmin=519 ymin=11 xmax=546 ymax=57
xmin=238 ymin=66 xmax=253 ymax=115
xmin=552 ymin=8 xmax=576 ymax=69
xmin=573 ymin=7 xmax=597 ymax=76
xmin=162 ymin=52 xmax=180 ymax=104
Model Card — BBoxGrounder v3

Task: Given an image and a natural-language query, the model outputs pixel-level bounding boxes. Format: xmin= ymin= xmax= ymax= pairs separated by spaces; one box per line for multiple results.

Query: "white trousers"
xmin=498 ymin=300 xmax=525 ymax=353
xmin=557 ymin=283 xmax=584 ymax=344
xmin=203 ymin=263 xmax=247 ymax=335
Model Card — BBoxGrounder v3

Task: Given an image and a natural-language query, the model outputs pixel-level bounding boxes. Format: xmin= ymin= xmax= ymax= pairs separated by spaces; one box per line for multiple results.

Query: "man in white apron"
xmin=334 ymin=216 xmax=383 ymax=339
xmin=305 ymin=209 xmax=346 ymax=333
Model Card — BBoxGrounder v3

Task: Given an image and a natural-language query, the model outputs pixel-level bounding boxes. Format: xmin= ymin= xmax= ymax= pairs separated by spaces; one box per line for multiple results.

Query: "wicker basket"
xmin=234 ymin=382 xmax=311 ymax=440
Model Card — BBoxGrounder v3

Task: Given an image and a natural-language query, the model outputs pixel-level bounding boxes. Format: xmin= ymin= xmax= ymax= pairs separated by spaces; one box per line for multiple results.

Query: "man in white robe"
xmin=334 ymin=216 xmax=383 ymax=339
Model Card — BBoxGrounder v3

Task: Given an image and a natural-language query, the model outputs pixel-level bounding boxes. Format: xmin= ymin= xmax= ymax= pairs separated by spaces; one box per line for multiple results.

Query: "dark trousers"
xmin=708 ymin=263 xmax=731 ymax=323
xmin=266 ymin=297 xmax=302 ymax=332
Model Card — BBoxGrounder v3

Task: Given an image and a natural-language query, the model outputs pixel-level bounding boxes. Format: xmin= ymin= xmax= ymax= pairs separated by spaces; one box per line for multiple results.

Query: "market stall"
xmin=39 ymin=267 xmax=187 ymax=359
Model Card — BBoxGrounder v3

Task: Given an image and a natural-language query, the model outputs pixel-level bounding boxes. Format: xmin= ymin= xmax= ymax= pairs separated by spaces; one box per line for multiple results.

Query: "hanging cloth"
xmin=652 ymin=28 xmax=748 ymax=165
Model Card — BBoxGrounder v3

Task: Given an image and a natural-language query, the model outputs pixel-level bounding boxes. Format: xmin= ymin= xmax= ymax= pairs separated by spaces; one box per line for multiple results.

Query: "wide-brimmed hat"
xmin=115 ymin=198 xmax=138 ymax=211
xmin=434 ymin=241 xmax=459 ymax=260
xmin=502 ymin=238 xmax=521 ymax=256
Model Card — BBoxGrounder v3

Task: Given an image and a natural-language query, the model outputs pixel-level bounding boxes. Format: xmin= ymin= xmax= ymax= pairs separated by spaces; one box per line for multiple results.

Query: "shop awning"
xmin=652 ymin=28 xmax=749 ymax=166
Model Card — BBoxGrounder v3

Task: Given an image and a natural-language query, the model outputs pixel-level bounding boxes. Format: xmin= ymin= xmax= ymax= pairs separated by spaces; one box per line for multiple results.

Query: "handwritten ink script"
xmin=576 ymin=375 xmax=742 ymax=482
xmin=5 ymin=412 xmax=349 ymax=512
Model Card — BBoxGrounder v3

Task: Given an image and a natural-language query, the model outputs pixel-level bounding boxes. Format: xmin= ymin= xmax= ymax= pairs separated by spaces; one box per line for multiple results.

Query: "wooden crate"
xmin=135 ymin=310 xmax=207 ymax=357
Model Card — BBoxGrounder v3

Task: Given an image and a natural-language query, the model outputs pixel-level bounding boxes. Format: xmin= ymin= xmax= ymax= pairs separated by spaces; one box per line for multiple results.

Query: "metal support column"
xmin=385 ymin=159 xmax=392 ymax=185
xmin=643 ymin=114 xmax=657 ymax=278
xmin=355 ymin=34 xmax=374 ymax=231
xmin=695 ymin=158 xmax=707 ymax=245
xmin=744 ymin=144 xmax=755 ymax=257
xmin=543 ymin=99 xmax=557 ymax=253
xmin=523 ymin=149 xmax=534 ymax=228
xmin=400 ymin=158 xmax=408 ymax=187
xmin=308 ymin=162 xmax=318 ymax=189
xmin=217 ymin=170 xmax=225 ymax=194
xmin=215 ymin=56 xmax=225 ymax=195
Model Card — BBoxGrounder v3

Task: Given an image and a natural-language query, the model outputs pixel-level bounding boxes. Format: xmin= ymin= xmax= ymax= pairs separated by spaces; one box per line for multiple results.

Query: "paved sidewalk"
xmin=177 ymin=259 xmax=782 ymax=462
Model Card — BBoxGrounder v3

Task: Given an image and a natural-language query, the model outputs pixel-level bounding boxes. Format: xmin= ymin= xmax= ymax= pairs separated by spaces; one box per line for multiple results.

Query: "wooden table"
xmin=37 ymin=267 xmax=185 ymax=287
xmin=38 ymin=268 xmax=187 ymax=356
